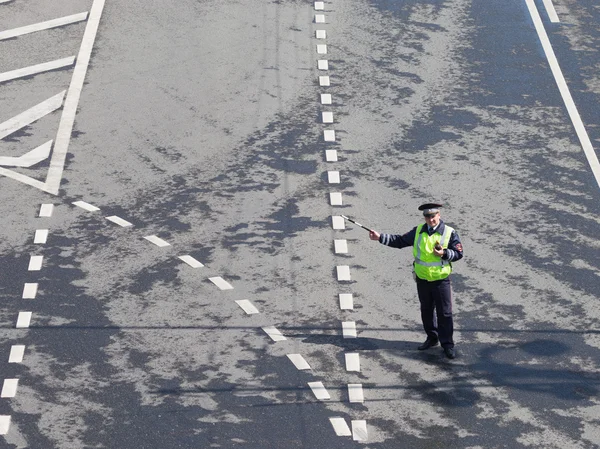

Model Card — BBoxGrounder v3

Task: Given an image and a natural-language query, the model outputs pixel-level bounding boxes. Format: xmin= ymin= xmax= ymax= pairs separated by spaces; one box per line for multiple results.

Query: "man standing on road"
xmin=369 ymin=203 xmax=463 ymax=359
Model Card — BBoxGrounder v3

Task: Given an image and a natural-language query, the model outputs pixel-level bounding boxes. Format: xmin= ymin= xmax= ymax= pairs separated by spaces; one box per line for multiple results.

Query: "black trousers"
xmin=415 ymin=276 xmax=454 ymax=348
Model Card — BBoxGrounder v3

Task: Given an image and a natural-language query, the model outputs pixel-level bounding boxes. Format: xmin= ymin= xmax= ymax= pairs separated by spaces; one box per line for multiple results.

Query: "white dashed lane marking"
xmin=308 ymin=381 xmax=331 ymax=400
xmin=209 ymin=276 xmax=234 ymax=290
xmin=334 ymin=239 xmax=347 ymax=253
xmin=28 ymin=255 xmax=43 ymax=271
xmin=352 ymin=420 xmax=368 ymax=441
xmin=325 ymin=149 xmax=337 ymax=161
xmin=16 ymin=312 xmax=32 ymax=329
xmin=322 ymin=112 xmax=333 ymax=123
xmin=342 ymin=321 xmax=357 ymax=338
xmin=287 ymin=354 xmax=311 ymax=370
xmin=316 ymin=30 xmax=326 ymax=39
xmin=235 ymin=300 xmax=259 ymax=315
xmin=106 ymin=216 xmax=133 ymax=227
xmin=323 ymin=129 xmax=335 ymax=141
xmin=339 ymin=293 xmax=353 ymax=309
xmin=0 ymin=379 xmax=18 ymax=398
xmin=315 ymin=14 xmax=325 ymax=23
xmin=72 ymin=200 xmax=100 ymax=212
xmin=345 ymin=353 xmax=360 ymax=371
xmin=329 ymin=192 xmax=342 ymax=206
xmin=318 ymin=60 xmax=329 ymax=70
xmin=34 ymin=229 xmax=48 ymax=244
xmin=22 ymin=283 xmax=38 ymax=299
xmin=327 ymin=170 xmax=340 ymax=184
xmin=144 ymin=235 xmax=170 ymax=247
xmin=331 ymin=215 xmax=345 ymax=229
xmin=314 ymin=1 xmax=324 ymax=10
xmin=178 ymin=255 xmax=204 ymax=268
xmin=0 ymin=12 xmax=89 ymax=40
xmin=348 ymin=384 xmax=364 ymax=403
xmin=0 ymin=416 xmax=10 ymax=436
xmin=8 ymin=345 xmax=25 ymax=363
xmin=319 ymin=75 xmax=330 ymax=86
xmin=38 ymin=204 xmax=54 ymax=217
xmin=262 ymin=326 xmax=286 ymax=342
xmin=329 ymin=417 xmax=352 ymax=436
xmin=336 ymin=265 xmax=351 ymax=281
xmin=321 ymin=93 xmax=332 ymax=104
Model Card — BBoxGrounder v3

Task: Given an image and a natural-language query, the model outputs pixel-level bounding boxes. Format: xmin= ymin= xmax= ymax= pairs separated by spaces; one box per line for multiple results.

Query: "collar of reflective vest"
xmin=413 ymin=223 xmax=454 ymax=281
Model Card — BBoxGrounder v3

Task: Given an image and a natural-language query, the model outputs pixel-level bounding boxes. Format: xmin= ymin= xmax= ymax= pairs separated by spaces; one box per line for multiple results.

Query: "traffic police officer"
xmin=369 ymin=203 xmax=463 ymax=359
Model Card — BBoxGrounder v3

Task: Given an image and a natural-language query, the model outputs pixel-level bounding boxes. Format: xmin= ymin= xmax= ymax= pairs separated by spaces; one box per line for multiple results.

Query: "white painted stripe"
xmin=332 ymin=215 xmax=345 ymax=229
xmin=334 ymin=239 xmax=348 ymax=253
xmin=319 ymin=75 xmax=330 ymax=86
xmin=339 ymin=293 xmax=353 ymax=309
xmin=315 ymin=14 xmax=325 ymax=23
xmin=28 ymin=255 xmax=43 ymax=271
xmin=325 ymin=149 xmax=338 ymax=161
xmin=308 ymin=381 xmax=330 ymax=400
xmin=8 ymin=345 xmax=25 ymax=363
xmin=318 ymin=60 xmax=329 ymax=70
xmin=314 ymin=1 xmax=324 ymax=10
xmin=526 ymin=0 xmax=600 ymax=188
xmin=0 ymin=166 xmax=46 ymax=190
xmin=1 ymin=379 xmax=19 ymax=398
xmin=0 ymin=416 xmax=10 ymax=436
xmin=329 ymin=417 xmax=352 ymax=436
xmin=0 ymin=12 xmax=89 ymax=40
xmin=316 ymin=29 xmax=326 ymax=39
xmin=328 ymin=171 xmax=340 ymax=184
xmin=287 ymin=354 xmax=311 ymax=370
xmin=144 ymin=235 xmax=170 ymax=247
xmin=316 ymin=44 xmax=327 ymax=55
xmin=45 ymin=0 xmax=106 ymax=194
xmin=106 ymin=216 xmax=133 ymax=227
xmin=39 ymin=204 xmax=54 ymax=217
xmin=321 ymin=93 xmax=332 ymax=104
xmin=330 ymin=192 xmax=343 ymax=206
xmin=337 ymin=265 xmax=351 ymax=281
xmin=72 ymin=200 xmax=100 ymax=212
xmin=324 ymin=129 xmax=335 ymax=141
xmin=542 ymin=0 xmax=559 ymax=22
xmin=178 ymin=255 xmax=204 ymax=268
xmin=342 ymin=321 xmax=357 ymax=338
xmin=262 ymin=326 xmax=287 ymax=342
xmin=34 ymin=229 xmax=49 ymax=244
xmin=348 ymin=384 xmax=364 ymax=403
xmin=0 ymin=140 xmax=53 ymax=167
xmin=345 ymin=353 xmax=360 ymax=371
xmin=209 ymin=276 xmax=234 ymax=290
xmin=352 ymin=420 xmax=368 ymax=441
xmin=322 ymin=111 xmax=333 ymax=123
xmin=0 ymin=57 xmax=75 ymax=83
xmin=0 ymin=91 xmax=65 ymax=140
xmin=22 ymin=283 xmax=38 ymax=299
xmin=235 ymin=299 xmax=259 ymax=315
xmin=16 ymin=312 xmax=32 ymax=329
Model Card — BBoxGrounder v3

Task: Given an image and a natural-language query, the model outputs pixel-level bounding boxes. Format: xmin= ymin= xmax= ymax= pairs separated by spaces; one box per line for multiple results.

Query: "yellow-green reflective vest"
xmin=413 ymin=223 xmax=454 ymax=281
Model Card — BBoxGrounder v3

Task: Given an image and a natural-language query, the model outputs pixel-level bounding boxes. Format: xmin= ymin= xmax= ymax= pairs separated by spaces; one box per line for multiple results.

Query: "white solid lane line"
xmin=39 ymin=204 xmax=54 ymax=217
xmin=348 ymin=384 xmax=364 ymax=403
xmin=352 ymin=420 xmax=368 ymax=441
xmin=526 ymin=0 xmax=600 ymax=188
xmin=0 ymin=416 xmax=10 ymax=436
xmin=22 ymin=283 xmax=38 ymax=299
xmin=336 ymin=265 xmax=351 ymax=281
xmin=16 ymin=312 xmax=32 ymax=329
xmin=342 ymin=321 xmax=357 ymax=338
xmin=329 ymin=417 xmax=352 ymax=436
xmin=28 ymin=255 xmax=43 ymax=271
xmin=144 ymin=235 xmax=170 ymax=247
xmin=287 ymin=354 xmax=311 ymax=370
xmin=106 ymin=215 xmax=133 ymax=227
xmin=34 ymin=229 xmax=49 ymax=244
xmin=0 ymin=91 xmax=65 ymax=140
xmin=45 ymin=0 xmax=106 ymax=194
xmin=308 ymin=381 xmax=331 ymax=400
xmin=72 ymin=200 xmax=100 ymax=212
xmin=0 ymin=57 xmax=75 ymax=84
xmin=178 ymin=255 xmax=204 ymax=268
xmin=339 ymin=293 xmax=353 ymax=309
xmin=0 ymin=12 xmax=89 ymax=40
xmin=542 ymin=0 xmax=559 ymax=23
xmin=262 ymin=326 xmax=286 ymax=342
xmin=1 ymin=379 xmax=19 ymax=398
xmin=235 ymin=300 xmax=259 ymax=315
xmin=8 ymin=345 xmax=25 ymax=363
xmin=345 ymin=353 xmax=360 ymax=371
xmin=209 ymin=276 xmax=234 ymax=290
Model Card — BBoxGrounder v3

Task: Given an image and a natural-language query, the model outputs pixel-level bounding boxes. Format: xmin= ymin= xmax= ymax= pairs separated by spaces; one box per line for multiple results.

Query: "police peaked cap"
xmin=418 ymin=203 xmax=443 ymax=215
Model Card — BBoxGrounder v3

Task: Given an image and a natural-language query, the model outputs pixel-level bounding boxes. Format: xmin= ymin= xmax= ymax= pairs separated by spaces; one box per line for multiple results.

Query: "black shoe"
xmin=418 ymin=338 xmax=439 ymax=350
xmin=443 ymin=347 xmax=456 ymax=359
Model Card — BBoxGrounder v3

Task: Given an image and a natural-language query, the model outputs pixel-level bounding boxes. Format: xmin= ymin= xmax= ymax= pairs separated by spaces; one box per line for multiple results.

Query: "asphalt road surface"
xmin=1 ymin=0 xmax=600 ymax=448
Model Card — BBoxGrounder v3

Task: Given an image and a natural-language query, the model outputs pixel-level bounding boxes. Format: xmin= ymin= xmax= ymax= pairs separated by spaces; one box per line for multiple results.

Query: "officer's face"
xmin=424 ymin=212 xmax=440 ymax=227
